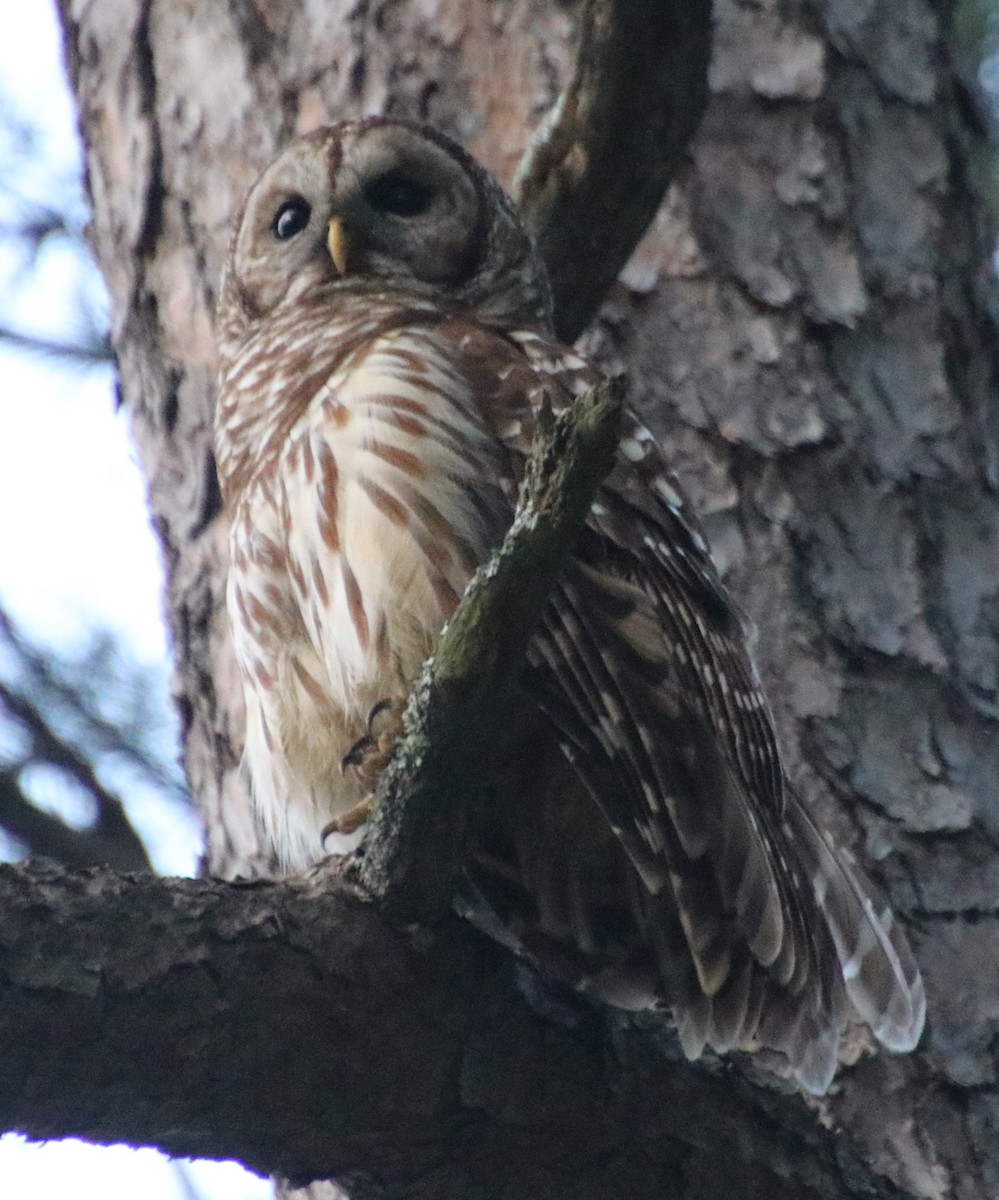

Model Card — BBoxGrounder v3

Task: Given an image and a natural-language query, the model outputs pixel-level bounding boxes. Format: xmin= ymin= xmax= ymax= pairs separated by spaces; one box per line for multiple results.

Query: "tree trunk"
xmin=18 ymin=0 xmax=997 ymax=1195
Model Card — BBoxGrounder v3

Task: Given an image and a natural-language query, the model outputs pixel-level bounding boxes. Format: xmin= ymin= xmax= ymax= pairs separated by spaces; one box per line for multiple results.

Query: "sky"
xmin=0 ymin=9 xmax=167 ymax=657
xmin=0 ymin=2 xmax=268 ymax=1196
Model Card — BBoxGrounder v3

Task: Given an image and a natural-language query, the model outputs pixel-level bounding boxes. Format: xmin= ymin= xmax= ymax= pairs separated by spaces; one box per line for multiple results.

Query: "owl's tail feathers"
xmin=576 ymin=780 xmax=925 ymax=1094
xmin=782 ymin=794 xmax=926 ymax=1056
xmin=634 ymin=739 xmax=925 ymax=1090
xmin=456 ymin=811 xmax=923 ymax=1096
xmin=634 ymin=866 xmax=847 ymax=1095
xmin=678 ymin=775 xmax=926 ymax=1092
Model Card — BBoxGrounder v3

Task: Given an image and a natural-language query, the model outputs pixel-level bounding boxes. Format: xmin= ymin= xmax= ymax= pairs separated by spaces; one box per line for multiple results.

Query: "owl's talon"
xmin=321 ymin=797 xmax=373 ymax=843
xmin=366 ymin=697 xmax=394 ymax=728
xmin=339 ymin=697 xmax=406 ymax=788
xmin=340 ymin=699 xmax=395 ymax=772
xmin=340 ymin=734 xmax=374 ymax=775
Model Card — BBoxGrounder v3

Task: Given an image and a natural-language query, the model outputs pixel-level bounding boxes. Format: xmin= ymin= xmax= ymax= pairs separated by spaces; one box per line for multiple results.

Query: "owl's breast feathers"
xmin=217 ymin=300 xmax=924 ymax=1092
xmin=217 ymin=302 xmax=548 ymax=859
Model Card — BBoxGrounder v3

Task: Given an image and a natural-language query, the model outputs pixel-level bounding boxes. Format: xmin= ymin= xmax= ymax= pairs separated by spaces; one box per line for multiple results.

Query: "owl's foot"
xmin=325 ymin=700 xmax=405 ymax=846
xmin=339 ymin=697 xmax=406 ymax=791
xmin=322 ymin=797 xmax=373 ymax=841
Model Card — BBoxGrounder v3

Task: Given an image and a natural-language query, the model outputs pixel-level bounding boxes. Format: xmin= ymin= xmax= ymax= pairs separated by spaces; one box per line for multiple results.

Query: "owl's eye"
xmin=363 ymin=171 xmax=434 ymax=218
xmin=272 ymin=197 xmax=312 ymax=240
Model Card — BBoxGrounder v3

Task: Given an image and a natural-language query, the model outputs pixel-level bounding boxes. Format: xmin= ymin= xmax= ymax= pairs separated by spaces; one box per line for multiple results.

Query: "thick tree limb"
xmin=0 ymin=858 xmax=911 ymax=1200
xmin=514 ymin=0 xmax=713 ymax=341
xmin=356 ymin=381 xmax=622 ymax=922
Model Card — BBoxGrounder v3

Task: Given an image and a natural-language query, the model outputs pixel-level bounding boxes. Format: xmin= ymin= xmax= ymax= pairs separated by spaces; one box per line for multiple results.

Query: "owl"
xmin=215 ymin=118 xmax=924 ymax=1093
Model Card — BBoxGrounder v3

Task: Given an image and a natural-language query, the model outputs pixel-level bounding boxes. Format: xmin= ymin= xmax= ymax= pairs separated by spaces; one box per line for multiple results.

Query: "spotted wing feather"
xmin=444 ymin=323 xmax=925 ymax=1088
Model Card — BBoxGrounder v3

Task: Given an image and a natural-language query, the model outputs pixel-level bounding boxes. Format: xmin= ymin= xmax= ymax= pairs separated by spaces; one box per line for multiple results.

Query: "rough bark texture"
xmin=23 ymin=0 xmax=999 ymax=1196
xmin=0 ymin=858 xmax=912 ymax=1200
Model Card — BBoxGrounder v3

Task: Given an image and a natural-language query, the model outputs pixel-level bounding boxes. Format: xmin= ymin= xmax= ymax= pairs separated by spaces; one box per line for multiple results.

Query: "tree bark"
xmin=22 ymin=0 xmax=999 ymax=1196
xmin=0 ymin=857 xmax=911 ymax=1200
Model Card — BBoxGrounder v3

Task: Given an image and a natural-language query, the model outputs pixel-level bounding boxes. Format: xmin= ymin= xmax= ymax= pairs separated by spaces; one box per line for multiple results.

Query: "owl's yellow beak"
xmin=327 ymin=217 xmax=351 ymax=276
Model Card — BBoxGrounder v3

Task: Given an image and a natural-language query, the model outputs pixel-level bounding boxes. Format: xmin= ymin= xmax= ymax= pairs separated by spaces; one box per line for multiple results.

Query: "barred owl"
xmin=215 ymin=118 xmax=924 ymax=1093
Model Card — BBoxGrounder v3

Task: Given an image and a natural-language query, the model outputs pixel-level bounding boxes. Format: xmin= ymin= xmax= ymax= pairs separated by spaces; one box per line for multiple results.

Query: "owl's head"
xmin=220 ymin=119 xmax=552 ymax=338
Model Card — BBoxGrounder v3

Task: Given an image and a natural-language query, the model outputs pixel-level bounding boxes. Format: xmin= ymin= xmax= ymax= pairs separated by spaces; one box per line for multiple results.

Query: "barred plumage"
xmin=215 ymin=118 xmax=924 ymax=1092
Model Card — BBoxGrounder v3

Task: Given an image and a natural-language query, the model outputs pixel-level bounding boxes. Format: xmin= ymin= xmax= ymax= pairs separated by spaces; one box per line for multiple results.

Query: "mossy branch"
xmin=355 ymin=379 xmax=623 ymax=921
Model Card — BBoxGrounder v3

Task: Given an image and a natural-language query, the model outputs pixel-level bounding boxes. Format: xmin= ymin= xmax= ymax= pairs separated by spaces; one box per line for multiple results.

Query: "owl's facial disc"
xmin=225 ymin=120 xmax=550 ymax=330
xmin=320 ymin=123 xmax=485 ymax=291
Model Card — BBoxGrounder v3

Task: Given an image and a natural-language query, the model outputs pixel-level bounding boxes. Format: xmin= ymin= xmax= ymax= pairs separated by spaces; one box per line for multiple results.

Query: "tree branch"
xmin=355 ymin=380 xmax=622 ymax=922
xmin=0 ymin=682 xmax=152 ymax=871
xmin=514 ymin=0 xmax=713 ymax=341
xmin=0 ymin=609 xmax=186 ymax=804
xmin=0 ymin=858 xmax=912 ymax=1200
xmin=0 ymin=324 xmax=113 ymax=366
xmin=0 ymin=768 xmax=147 ymax=870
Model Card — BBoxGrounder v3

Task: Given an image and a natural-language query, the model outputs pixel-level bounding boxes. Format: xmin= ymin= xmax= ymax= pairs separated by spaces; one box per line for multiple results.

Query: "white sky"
xmin=0 ymin=350 xmax=169 ymax=659
xmin=1 ymin=1138 xmax=270 ymax=1200
xmin=0 ymin=3 xmax=268 ymax=1196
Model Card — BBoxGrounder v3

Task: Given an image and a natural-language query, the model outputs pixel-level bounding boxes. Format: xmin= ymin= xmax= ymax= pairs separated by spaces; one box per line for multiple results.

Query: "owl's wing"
xmin=443 ymin=321 xmax=923 ymax=1091
xmin=527 ymin=501 xmax=924 ymax=1090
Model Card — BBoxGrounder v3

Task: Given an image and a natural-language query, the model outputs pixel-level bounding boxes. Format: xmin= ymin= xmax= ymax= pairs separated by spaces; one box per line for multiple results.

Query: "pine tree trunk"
xmin=44 ymin=0 xmax=999 ymax=1195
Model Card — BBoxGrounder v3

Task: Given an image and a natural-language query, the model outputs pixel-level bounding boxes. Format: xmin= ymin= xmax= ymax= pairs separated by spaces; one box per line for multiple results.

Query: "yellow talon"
xmin=321 ymin=797 xmax=373 ymax=843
